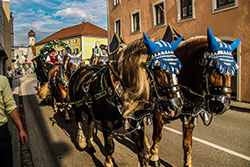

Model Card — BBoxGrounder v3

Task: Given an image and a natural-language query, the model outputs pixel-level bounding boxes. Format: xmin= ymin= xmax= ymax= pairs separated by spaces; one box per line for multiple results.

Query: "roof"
xmin=28 ymin=29 xmax=36 ymax=37
xmin=35 ymin=22 xmax=107 ymax=45
xmin=32 ymin=46 xmax=36 ymax=56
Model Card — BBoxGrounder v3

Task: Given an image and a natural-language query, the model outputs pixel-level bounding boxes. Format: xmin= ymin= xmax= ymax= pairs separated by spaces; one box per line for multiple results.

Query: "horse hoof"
xmin=149 ymin=160 xmax=160 ymax=167
xmin=76 ymin=135 xmax=87 ymax=149
xmin=104 ymin=161 xmax=113 ymax=167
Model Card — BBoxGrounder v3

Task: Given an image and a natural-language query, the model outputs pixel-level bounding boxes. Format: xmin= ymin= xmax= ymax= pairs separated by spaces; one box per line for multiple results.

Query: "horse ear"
xmin=109 ymin=33 xmax=121 ymax=54
xmin=207 ymin=27 xmax=219 ymax=50
xmin=162 ymin=24 xmax=174 ymax=43
xmin=230 ymin=38 xmax=242 ymax=51
xmin=171 ymin=36 xmax=184 ymax=50
xmin=143 ymin=32 xmax=157 ymax=53
xmin=163 ymin=24 xmax=183 ymax=43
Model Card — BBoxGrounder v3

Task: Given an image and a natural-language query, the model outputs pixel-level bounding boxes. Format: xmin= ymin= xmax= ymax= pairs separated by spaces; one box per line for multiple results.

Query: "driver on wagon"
xmin=46 ymin=48 xmax=66 ymax=86
xmin=45 ymin=48 xmax=61 ymax=65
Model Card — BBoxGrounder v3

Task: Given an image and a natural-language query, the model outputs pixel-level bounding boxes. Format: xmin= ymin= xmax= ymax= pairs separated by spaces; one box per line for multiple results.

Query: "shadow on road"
xmin=52 ymin=111 xmax=108 ymax=167
xmin=23 ymin=94 xmax=71 ymax=167
xmin=27 ymin=90 xmax=173 ymax=167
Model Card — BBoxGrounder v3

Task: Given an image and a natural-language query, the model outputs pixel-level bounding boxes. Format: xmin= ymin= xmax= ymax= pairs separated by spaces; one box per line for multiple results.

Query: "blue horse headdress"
xmin=143 ymin=32 xmax=184 ymax=74
xmin=206 ymin=27 xmax=241 ymax=76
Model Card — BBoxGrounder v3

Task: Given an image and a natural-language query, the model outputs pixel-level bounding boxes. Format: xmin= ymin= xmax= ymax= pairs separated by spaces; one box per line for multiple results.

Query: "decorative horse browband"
xmin=204 ymin=27 xmax=241 ymax=76
xmin=207 ymin=51 xmax=238 ymax=76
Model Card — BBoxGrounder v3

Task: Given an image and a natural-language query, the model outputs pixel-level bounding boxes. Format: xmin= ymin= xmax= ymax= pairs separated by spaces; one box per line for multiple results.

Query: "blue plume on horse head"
xmin=143 ymin=32 xmax=183 ymax=54
xmin=143 ymin=32 xmax=184 ymax=74
xmin=171 ymin=36 xmax=184 ymax=50
xmin=207 ymin=27 xmax=241 ymax=52
xmin=230 ymin=37 xmax=242 ymax=51
xmin=206 ymin=27 xmax=242 ymax=76
xmin=207 ymin=27 xmax=220 ymax=51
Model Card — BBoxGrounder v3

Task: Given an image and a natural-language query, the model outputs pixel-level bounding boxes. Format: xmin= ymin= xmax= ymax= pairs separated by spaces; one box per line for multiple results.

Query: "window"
xmin=74 ymin=48 xmax=79 ymax=54
xmin=68 ymin=40 xmax=71 ymax=44
xmin=114 ymin=19 xmax=121 ymax=37
xmin=212 ymin=0 xmax=238 ymax=13
xmin=131 ymin=10 xmax=140 ymax=33
xmin=114 ymin=0 xmax=120 ymax=7
xmin=176 ymin=0 xmax=195 ymax=22
xmin=74 ymin=39 xmax=77 ymax=43
xmin=153 ymin=1 xmax=165 ymax=27
xmin=217 ymin=0 xmax=235 ymax=8
xmin=181 ymin=0 xmax=193 ymax=19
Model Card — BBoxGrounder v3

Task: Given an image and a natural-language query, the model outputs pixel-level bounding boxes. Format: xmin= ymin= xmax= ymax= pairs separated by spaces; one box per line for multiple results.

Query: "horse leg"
xmin=182 ymin=116 xmax=196 ymax=167
xmin=144 ymin=118 xmax=151 ymax=150
xmin=131 ymin=121 xmax=149 ymax=167
xmin=75 ymin=109 xmax=87 ymax=150
xmin=64 ymin=107 xmax=71 ymax=124
xmin=150 ymin=109 xmax=164 ymax=167
xmin=53 ymin=97 xmax=58 ymax=112
xmin=102 ymin=128 xmax=114 ymax=167
xmin=86 ymin=119 xmax=96 ymax=153
xmin=58 ymin=83 xmax=71 ymax=123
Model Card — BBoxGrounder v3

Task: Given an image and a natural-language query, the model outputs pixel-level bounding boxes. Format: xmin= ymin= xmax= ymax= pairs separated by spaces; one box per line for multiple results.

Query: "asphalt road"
xmin=20 ymin=74 xmax=250 ymax=167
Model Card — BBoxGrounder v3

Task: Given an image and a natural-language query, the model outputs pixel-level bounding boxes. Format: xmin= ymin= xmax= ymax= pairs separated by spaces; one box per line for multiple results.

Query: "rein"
xmin=73 ymin=65 xmax=146 ymax=136
xmin=143 ymin=64 xmax=183 ymax=118
xmin=178 ymin=50 xmax=233 ymax=126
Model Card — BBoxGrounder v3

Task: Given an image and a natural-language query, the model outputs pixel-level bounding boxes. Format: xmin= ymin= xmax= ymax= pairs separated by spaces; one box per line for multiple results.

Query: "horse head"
xmin=143 ymin=32 xmax=184 ymax=117
xmin=202 ymin=27 xmax=241 ymax=114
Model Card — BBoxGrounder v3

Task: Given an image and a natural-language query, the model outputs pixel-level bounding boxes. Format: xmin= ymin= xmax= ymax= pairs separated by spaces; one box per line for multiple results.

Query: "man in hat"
xmin=45 ymin=48 xmax=62 ymax=87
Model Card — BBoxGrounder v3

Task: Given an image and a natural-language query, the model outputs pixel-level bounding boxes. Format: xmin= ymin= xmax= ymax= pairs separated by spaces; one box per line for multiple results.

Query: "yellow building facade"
xmin=35 ymin=22 xmax=108 ymax=64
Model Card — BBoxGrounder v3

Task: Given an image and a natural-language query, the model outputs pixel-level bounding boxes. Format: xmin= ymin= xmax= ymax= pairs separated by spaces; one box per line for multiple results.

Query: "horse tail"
xmin=40 ymin=82 xmax=49 ymax=99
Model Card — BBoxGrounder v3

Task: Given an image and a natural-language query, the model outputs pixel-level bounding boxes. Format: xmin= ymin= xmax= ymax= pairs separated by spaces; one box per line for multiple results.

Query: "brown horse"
xmin=69 ymin=34 xmax=183 ymax=167
xmin=45 ymin=55 xmax=80 ymax=122
xmin=150 ymin=27 xmax=241 ymax=167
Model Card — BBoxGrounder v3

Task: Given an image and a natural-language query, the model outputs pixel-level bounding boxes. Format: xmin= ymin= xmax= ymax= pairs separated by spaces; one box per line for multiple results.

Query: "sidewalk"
xmin=9 ymin=75 xmax=22 ymax=167
xmin=230 ymin=100 xmax=250 ymax=112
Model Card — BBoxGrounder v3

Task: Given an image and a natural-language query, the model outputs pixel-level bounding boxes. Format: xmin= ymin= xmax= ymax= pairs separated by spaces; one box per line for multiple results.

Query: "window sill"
xmin=113 ymin=3 xmax=120 ymax=9
xmin=213 ymin=3 xmax=238 ymax=14
xmin=177 ymin=16 xmax=195 ymax=23
xmin=154 ymin=23 xmax=166 ymax=29
xmin=131 ymin=30 xmax=141 ymax=35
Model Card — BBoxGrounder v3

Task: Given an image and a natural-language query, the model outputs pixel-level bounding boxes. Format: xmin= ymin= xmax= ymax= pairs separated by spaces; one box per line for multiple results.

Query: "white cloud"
xmin=54 ymin=8 xmax=87 ymax=19
xmin=54 ymin=0 xmax=107 ymax=22
xmin=11 ymin=0 xmax=107 ymax=45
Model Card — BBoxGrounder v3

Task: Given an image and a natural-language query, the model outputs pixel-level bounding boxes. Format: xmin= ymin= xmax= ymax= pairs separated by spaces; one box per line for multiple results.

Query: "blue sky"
xmin=10 ymin=0 xmax=107 ymax=46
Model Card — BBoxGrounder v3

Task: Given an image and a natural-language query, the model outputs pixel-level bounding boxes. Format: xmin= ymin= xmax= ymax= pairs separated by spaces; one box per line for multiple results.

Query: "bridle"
xmin=201 ymin=51 xmax=232 ymax=115
xmin=144 ymin=64 xmax=183 ymax=118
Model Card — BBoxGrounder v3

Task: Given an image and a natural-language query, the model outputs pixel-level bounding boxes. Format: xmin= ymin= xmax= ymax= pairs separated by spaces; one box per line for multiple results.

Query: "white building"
xmin=14 ymin=29 xmax=36 ymax=71
xmin=14 ymin=46 xmax=28 ymax=69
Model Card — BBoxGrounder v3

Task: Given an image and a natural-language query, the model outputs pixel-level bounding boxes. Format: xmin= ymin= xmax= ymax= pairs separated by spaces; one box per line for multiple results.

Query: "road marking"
xmin=164 ymin=126 xmax=250 ymax=162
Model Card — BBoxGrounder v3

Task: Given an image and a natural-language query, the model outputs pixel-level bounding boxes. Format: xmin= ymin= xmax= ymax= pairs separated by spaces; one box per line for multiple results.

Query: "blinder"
xmin=202 ymin=56 xmax=232 ymax=115
xmin=209 ymin=86 xmax=232 ymax=95
xmin=161 ymin=85 xmax=180 ymax=95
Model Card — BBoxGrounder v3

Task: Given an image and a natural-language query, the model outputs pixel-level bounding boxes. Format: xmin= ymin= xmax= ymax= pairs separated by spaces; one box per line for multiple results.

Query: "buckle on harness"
xmin=94 ymin=90 xmax=107 ymax=100
xmin=75 ymin=98 xmax=85 ymax=108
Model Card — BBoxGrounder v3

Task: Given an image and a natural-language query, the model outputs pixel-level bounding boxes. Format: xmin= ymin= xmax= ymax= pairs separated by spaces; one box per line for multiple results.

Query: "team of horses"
xmin=34 ymin=26 xmax=241 ymax=167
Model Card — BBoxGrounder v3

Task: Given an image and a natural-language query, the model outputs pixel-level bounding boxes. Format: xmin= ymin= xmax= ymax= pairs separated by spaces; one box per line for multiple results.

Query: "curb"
xmin=230 ymin=105 xmax=250 ymax=113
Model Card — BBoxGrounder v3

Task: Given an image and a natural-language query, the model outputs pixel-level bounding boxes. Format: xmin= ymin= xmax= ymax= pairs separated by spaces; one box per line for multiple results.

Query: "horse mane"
xmin=118 ymin=38 xmax=150 ymax=116
xmin=177 ymin=36 xmax=222 ymax=56
xmin=175 ymin=36 xmax=222 ymax=91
